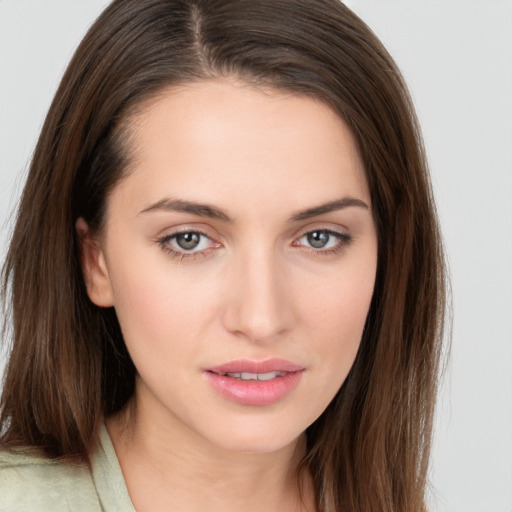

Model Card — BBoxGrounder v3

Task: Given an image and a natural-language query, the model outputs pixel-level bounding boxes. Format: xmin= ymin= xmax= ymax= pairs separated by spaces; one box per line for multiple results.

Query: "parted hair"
xmin=1 ymin=1 xmax=446 ymax=511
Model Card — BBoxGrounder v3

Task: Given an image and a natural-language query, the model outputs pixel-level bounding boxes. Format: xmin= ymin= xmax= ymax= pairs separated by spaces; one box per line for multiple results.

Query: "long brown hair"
xmin=1 ymin=1 xmax=446 ymax=511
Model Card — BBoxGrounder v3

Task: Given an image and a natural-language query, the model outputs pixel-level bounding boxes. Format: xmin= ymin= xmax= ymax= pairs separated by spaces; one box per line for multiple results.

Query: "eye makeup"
xmin=156 ymin=229 xmax=220 ymax=261
xmin=155 ymin=226 xmax=353 ymax=262
xmin=293 ymin=229 xmax=353 ymax=257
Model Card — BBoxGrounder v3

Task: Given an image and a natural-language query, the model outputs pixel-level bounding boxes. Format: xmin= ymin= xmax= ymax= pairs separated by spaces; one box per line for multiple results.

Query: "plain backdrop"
xmin=0 ymin=1 xmax=511 ymax=511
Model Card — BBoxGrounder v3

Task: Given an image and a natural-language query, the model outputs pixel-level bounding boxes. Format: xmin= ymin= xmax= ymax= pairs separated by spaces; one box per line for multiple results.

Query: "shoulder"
xmin=0 ymin=448 xmax=101 ymax=512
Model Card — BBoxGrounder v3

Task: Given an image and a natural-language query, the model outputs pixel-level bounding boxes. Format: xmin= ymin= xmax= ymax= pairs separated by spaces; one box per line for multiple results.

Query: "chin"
xmin=197 ymin=416 xmax=308 ymax=455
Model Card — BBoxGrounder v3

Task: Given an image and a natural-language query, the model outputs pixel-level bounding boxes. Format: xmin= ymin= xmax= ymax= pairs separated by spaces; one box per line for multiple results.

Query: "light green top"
xmin=0 ymin=425 xmax=135 ymax=512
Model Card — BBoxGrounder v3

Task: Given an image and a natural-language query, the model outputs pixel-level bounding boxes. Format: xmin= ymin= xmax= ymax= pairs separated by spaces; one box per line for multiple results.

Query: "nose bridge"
xmin=222 ymin=242 xmax=292 ymax=343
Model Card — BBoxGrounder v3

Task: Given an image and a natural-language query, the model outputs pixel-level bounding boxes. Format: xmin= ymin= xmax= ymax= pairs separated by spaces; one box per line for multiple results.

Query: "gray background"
xmin=1 ymin=1 xmax=511 ymax=511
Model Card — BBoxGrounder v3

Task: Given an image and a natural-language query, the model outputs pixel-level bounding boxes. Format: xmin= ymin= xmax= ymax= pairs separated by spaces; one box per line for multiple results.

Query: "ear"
xmin=76 ymin=217 xmax=114 ymax=307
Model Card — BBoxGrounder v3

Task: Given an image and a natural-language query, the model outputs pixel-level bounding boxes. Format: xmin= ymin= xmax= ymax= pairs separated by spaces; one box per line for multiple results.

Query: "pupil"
xmin=307 ymin=231 xmax=329 ymax=248
xmin=176 ymin=232 xmax=200 ymax=250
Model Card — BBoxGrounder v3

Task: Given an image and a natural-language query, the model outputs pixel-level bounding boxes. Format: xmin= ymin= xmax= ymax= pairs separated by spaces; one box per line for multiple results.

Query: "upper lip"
xmin=207 ymin=358 xmax=305 ymax=374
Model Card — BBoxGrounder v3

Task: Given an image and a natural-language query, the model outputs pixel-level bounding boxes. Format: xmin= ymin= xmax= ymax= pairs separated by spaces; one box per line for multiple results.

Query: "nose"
xmin=222 ymin=247 xmax=294 ymax=344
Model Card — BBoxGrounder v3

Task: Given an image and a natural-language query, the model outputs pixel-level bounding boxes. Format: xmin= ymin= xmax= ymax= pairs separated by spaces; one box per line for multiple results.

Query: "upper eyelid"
xmin=160 ymin=230 xmax=215 ymax=246
xmin=298 ymin=225 xmax=347 ymax=235
xmin=157 ymin=225 xmax=217 ymax=241
xmin=297 ymin=229 xmax=349 ymax=240
xmin=164 ymin=228 xmax=210 ymax=237
xmin=293 ymin=224 xmax=350 ymax=240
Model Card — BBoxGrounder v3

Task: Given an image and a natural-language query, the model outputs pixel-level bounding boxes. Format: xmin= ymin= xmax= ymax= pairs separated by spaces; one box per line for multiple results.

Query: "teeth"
xmin=240 ymin=372 xmax=257 ymax=380
xmin=257 ymin=371 xmax=282 ymax=381
xmin=223 ymin=371 xmax=286 ymax=381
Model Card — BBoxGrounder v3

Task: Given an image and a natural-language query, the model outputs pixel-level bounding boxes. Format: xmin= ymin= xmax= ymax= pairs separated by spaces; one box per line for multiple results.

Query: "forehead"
xmin=113 ymin=79 xmax=370 ymax=217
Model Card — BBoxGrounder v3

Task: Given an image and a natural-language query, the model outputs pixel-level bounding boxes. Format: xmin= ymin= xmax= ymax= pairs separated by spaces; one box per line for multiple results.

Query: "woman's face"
xmin=80 ymin=80 xmax=378 ymax=454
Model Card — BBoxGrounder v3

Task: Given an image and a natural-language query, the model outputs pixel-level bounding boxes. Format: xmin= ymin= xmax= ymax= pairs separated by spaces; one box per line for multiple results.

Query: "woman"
xmin=0 ymin=1 xmax=446 ymax=511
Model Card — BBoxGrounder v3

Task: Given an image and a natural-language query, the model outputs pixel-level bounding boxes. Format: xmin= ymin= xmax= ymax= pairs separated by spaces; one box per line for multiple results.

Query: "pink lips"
xmin=205 ymin=359 xmax=305 ymax=406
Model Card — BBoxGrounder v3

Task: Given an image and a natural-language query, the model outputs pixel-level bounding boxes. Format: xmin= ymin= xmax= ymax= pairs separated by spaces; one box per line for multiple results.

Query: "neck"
xmin=106 ymin=394 xmax=315 ymax=512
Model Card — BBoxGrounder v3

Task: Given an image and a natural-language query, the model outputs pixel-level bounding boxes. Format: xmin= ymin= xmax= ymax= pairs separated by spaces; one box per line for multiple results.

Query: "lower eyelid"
xmin=158 ymin=240 xmax=212 ymax=261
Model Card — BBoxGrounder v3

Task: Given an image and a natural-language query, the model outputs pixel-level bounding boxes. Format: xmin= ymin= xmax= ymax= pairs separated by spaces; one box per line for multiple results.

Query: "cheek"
xmin=310 ymin=289 xmax=370 ymax=366
xmin=297 ymin=261 xmax=376 ymax=398
xmin=300 ymin=255 xmax=375 ymax=340
xmin=105 ymin=250 xmax=219 ymax=364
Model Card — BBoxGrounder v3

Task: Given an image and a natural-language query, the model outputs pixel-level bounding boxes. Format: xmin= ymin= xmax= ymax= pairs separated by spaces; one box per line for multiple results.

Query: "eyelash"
xmin=157 ymin=230 xmax=216 ymax=261
xmin=156 ymin=228 xmax=352 ymax=261
xmin=294 ymin=229 xmax=353 ymax=256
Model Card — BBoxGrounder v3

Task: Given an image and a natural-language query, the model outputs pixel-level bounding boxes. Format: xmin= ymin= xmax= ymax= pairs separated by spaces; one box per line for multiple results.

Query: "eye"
xmin=173 ymin=232 xmax=205 ymax=251
xmin=158 ymin=230 xmax=219 ymax=259
xmin=295 ymin=229 xmax=352 ymax=253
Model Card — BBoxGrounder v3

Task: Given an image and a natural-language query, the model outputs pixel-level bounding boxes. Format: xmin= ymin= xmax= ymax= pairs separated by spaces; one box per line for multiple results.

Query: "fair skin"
xmin=78 ymin=80 xmax=378 ymax=512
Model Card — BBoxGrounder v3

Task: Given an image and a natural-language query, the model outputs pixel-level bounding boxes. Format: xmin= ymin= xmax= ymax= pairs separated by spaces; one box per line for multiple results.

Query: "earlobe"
xmin=75 ymin=217 xmax=114 ymax=307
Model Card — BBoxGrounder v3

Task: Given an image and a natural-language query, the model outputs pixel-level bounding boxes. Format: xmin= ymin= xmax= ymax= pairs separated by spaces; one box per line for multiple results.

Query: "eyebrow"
xmin=139 ymin=199 xmax=233 ymax=222
xmin=139 ymin=196 xmax=369 ymax=222
xmin=289 ymin=197 xmax=369 ymax=221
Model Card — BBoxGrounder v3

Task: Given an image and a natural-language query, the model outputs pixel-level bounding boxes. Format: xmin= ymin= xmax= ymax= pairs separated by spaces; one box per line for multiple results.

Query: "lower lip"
xmin=204 ymin=371 xmax=304 ymax=406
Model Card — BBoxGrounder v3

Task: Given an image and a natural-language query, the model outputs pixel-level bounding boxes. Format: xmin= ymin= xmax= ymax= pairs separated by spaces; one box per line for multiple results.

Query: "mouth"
xmin=204 ymin=359 xmax=305 ymax=406
xmin=207 ymin=358 xmax=304 ymax=375
xmin=212 ymin=371 xmax=288 ymax=381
